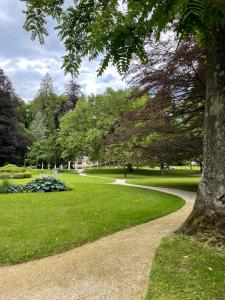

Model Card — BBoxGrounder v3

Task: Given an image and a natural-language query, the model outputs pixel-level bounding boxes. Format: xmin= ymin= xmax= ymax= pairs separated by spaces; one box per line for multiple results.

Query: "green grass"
xmin=0 ymin=172 xmax=184 ymax=265
xmin=147 ymin=235 xmax=225 ymax=300
xmin=86 ymin=168 xmax=200 ymax=191
xmin=127 ymin=177 xmax=199 ymax=192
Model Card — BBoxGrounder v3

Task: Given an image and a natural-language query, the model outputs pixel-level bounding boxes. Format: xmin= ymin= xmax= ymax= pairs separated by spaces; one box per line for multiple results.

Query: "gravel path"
xmin=0 ymin=180 xmax=196 ymax=300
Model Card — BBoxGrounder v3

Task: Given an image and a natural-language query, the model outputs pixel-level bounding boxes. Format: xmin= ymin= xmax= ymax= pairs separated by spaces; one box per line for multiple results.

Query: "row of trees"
xmin=0 ymin=70 xmax=80 ymax=167
xmin=27 ymin=38 xmax=204 ymax=170
xmin=25 ymin=75 xmax=82 ymax=167
xmin=1 ymin=36 xmax=204 ymax=171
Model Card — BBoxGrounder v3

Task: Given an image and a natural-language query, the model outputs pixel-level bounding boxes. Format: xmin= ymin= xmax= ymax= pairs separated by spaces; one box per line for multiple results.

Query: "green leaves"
xmin=23 ymin=0 xmax=225 ymax=75
xmin=24 ymin=175 xmax=71 ymax=192
xmin=58 ymin=89 xmax=132 ymax=161
xmin=22 ymin=0 xmax=64 ymax=44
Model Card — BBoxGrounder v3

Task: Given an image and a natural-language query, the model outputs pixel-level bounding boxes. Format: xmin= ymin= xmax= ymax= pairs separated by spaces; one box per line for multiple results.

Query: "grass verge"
xmin=147 ymin=235 xmax=225 ymax=300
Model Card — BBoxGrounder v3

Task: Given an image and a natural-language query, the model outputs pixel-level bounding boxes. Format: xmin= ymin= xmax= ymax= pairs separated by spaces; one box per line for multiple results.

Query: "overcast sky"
xmin=0 ymin=0 xmax=127 ymax=102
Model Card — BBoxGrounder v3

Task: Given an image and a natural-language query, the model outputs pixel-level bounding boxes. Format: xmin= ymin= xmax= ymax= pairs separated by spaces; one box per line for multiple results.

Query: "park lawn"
xmin=10 ymin=171 xmax=114 ymax=186
xmin=0 ymin=173 xmax=184 ymax=264
xmin=147 ymin=235 xmax=225 ymax=300
xmin=86 ymin=168 xmax=200 ymax=192
xmin=127 ymin=177 xmax=199 ymax=192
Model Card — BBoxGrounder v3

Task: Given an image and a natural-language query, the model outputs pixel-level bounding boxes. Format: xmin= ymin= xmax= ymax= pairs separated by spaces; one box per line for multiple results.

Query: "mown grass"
xmin=147 ymin=235 xmax=225 ymax=300
xmin=86 ymin=168 xmax=200 ymax=191
xmin=0 ymin=172 xmax=184 ymax=264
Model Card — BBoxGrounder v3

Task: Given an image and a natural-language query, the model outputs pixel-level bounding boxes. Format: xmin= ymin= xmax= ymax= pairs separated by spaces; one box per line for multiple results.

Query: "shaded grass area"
xmin=86 ymin=168 xmax=200 ymax=191
xmin=147 ymin=235 xmax=225 ymax=300
xmin=0 ymin=173 xmax=184 ymax=265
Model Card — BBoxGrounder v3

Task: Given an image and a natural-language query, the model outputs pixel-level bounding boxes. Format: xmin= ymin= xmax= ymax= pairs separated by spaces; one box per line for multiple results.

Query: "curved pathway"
xmin=0 ymin=179 xmax=196 ymax=300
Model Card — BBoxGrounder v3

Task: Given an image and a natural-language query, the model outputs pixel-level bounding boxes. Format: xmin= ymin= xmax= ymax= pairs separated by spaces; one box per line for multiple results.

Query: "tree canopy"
xmin=58 ymin=88 xmax=132 ymax=161
xmin=23 ymin=0 xmax=225 ymax=75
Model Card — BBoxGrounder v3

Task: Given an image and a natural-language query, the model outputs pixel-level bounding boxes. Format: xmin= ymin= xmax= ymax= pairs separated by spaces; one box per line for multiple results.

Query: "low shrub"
xmin=11 ymin=173 xmax=32 ymax=179
xmin=0 ymin=180 xmax=13 ymax=194
xmin=23 ymin=173 xmax=32 ymax=178
xmin=8 ymin=184 xmax=25 ymax=193
xmin=24 ymin=175 xmax=71 ymax=193
xmin=0 ymin=174 xmax=11 ymax=179
xmin=0 ymin=173 xmax=32 ymax=179
xmin=0 ymin=175 xmax=71 ymax=194
xmin=0 ymin=164 xmax=25 ymax=173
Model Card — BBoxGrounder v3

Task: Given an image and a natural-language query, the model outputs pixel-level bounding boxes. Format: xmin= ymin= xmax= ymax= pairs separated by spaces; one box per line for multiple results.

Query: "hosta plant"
xmin=24 ymin=175 xmax=71 ymax=193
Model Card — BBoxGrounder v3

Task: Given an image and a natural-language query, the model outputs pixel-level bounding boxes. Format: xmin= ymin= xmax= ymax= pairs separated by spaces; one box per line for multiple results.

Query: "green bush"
xmin=0 ymin=180 xmax=13 ymax=194
xmin=23 ymin=173 xmax=32 ymax=178
xmin=0 ymin=164 xmax=25 ymax=173
xmin=8 ymin=184 xmax=25 ymax=193
xmin=11 ymin=173 xmax=32 ymax=179
xmin=0 ymin=175 xmax=70 ymax=194
xmin=0 ymin=174 xmax=11 ymax=179
xmin=0 ymin=173 xmax=32 ymax=179
xmin=24 ymin=175 xmax=71 ymax=193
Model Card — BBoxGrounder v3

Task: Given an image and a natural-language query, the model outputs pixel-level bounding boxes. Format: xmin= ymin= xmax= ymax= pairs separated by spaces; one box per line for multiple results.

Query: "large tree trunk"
xmin=180 ymin=30 xmax=225 ymax=246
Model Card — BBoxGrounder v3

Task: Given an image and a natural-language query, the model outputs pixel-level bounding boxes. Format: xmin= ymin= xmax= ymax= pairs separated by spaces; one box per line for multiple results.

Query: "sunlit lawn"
xmin=0 ymin=172 xmax=184 ymax=264
xmin=86 ymin=168 xmax=200 ymax=191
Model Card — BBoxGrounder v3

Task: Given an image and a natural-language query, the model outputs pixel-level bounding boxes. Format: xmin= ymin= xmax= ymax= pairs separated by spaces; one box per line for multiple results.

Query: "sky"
xmin=0 ymin=0 xmax=127 ymax=102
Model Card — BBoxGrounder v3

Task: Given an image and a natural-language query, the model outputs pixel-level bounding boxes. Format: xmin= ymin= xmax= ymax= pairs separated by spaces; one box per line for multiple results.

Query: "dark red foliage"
xmin=64 ymin=80 xmax=81 ymax=112
xmin=108 ymin=37 xmax=205 ymax=164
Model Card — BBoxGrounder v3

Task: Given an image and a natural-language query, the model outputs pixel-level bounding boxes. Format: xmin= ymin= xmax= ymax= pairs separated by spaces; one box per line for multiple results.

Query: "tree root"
xmin=177 ymin=210 xmax=225 ymax=249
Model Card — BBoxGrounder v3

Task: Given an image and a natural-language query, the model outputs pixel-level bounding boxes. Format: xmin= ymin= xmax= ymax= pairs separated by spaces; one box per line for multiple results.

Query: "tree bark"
xmin=127 ymin=163 xmax=133 ymax=172
xmin=180 ymin=29 xmax=225 ymax=246
xmin=160 ymin=163 xmax=165 ymax=176
xmin=124 ymin=167 xmax=127 ymax=178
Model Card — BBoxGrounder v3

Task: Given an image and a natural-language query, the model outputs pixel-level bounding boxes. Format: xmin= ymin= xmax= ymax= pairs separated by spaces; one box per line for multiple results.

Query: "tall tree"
xmin=64 ymin=80 xmax=81 ymax=112
xmin=58 ymin=89 xmax=132 ymax=161
xmin=31 ymin=74 xmax=68 ymax=133
xmin=23 ymin=1 xmax=225 ymax=243
xmin=32 ymin=73 xmax=56 ymax=133
xmin=29 ymin=110 xmax=46 ymax=140
xmin=0 ymin=68 xmax=29 ymax=165
xmin=109 ymin=37 xmax=205 ymax=170
xmin=25 ymin=135 xmax=62 ymax=167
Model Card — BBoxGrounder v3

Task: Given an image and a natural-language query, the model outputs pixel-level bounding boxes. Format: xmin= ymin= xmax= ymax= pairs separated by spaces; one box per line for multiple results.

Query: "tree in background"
xmin=29 ymin=111 xmax=46 ymax=140
xmin=103 ymin=142 xmax=146 ymax=177
xmin=58 ymin=88 xmax=132 ymax=162
xmin=31 ymin=73 xmax=57 ymax=133
xmin=18 ymin=98 xmax=33 ymax=129
xmin=0 ymin=68 xmax=29 ymax=166
xmin=64 ymin=80 xmax=81 ymax=112
xmin=25 ymin=135 xmax=62 ymax=167
xmin=107 ymin=37 xmax=204 ymax=173
xmin=26 ymin=74 xmax=69 ymax=166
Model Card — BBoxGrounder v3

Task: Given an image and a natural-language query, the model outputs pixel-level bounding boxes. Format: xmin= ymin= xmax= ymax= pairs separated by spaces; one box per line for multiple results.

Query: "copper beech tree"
xmin=107 ymin=38 xmax=205 ymax=174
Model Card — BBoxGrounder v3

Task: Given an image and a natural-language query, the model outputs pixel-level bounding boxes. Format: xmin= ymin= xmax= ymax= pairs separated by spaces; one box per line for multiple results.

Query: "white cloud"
xmin=0 ymin=0 xmax=127 ymax=101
